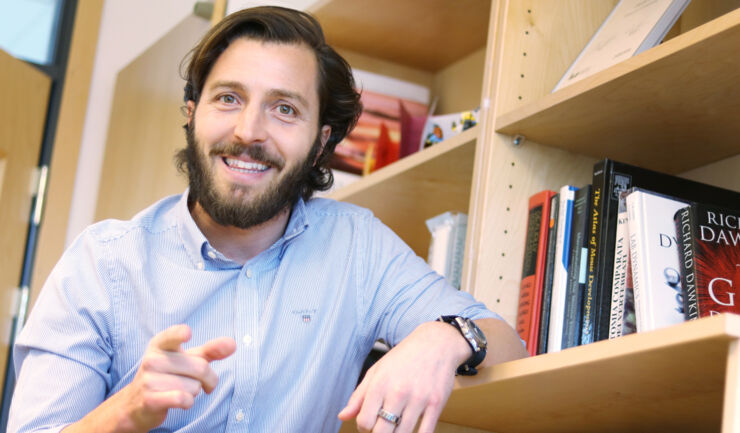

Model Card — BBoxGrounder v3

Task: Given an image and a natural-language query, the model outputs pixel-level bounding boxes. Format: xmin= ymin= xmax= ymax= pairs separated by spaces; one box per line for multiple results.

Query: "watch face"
xmin=463 ymin=318 xmax=487 ymax=349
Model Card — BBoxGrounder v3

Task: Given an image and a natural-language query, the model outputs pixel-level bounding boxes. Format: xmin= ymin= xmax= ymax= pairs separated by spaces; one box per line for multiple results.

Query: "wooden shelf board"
xmin=329 ymin=127 xmax=478 ymax=258
xmin=496 ymin=8 xmax=740 ymax=175
xmin=442 ymin=314 xmax=740 ymax=432
xmin=309 ymin=0 xmax=490 ymax=72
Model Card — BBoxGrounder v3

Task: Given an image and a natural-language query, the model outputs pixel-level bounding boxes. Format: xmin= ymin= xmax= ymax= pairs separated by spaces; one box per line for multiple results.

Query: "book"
xmin=563 ymin=185 xmax=591 ymax=348
xmin=608 ymin=190 xmax=636 ymax=339
xmin=426 ymin=212 xmax=468 ymax=289
xmin=516 ymin=190 xmax=555 ymax=356
xmin=553 ymin=0 xmax=691 ymax=91
xmin=537 ymin=193 xmax=560 ymax=355
xmin=675 ymin=203 xmax=740 ymax=319
xmin=586 ymin=158 xmax=740 ymax=343
xmin=547 ymin=185 xmax=577 ymax=352
xmin=331 ymin=69 xmax=429 ymax=175
xmin=626 ymin=189 xmax=688 ymax=332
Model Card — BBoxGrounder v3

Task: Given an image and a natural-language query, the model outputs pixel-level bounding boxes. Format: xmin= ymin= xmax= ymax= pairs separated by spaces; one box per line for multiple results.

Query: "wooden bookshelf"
xmin=442 ymin=314 xmax=740 ymax=432
xmin=495 ymin=8 xmax=740 ymax=175
xmin=309 ymin=0 xmax=491 ymax=72
xmin=464 ymin=1 xmax=740 ymax=431
xmin=329 ymin=127 xmax=477 ymax=258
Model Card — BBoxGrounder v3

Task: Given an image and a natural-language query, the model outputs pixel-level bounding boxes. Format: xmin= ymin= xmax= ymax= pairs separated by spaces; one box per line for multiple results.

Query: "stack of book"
xmin=516 ymin=158 xmax=740 ymax=355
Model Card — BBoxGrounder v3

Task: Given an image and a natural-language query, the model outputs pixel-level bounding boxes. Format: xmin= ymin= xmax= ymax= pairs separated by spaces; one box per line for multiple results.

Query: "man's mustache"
xmin=209 ymin=142 xmax=285 ymax=170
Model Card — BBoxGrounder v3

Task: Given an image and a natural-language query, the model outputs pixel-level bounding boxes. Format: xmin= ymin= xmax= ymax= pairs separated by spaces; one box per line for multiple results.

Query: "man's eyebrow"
xmin=208 ymin=80 xmax=246 ymax=92
xmin=267 ymin=89 xmax=309 ymax=109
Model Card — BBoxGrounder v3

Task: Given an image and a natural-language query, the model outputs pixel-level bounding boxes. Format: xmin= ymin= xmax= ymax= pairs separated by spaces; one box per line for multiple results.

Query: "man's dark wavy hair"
xmin=180 ymin=6 xmax=362 ymax=198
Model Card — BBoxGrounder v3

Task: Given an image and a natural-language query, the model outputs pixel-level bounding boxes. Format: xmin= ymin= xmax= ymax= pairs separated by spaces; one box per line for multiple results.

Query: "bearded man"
xmin=9 ymin=6 xmax=526 ymax=433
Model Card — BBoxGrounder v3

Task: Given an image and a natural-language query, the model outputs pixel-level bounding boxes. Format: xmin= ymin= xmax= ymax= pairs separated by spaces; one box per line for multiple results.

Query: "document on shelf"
xmin=553 ymin=0 xmax=691 ymax=92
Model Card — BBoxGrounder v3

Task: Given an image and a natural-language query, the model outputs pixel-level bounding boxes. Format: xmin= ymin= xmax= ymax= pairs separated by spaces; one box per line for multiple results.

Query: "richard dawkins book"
xmin=548 ymin=185 xmax=577 ymax=352
xmin=675 ymin=203 xmax=740 ymax=319
xmin=537 ymin=193 xmax=560 ymax=355
xmin=516 ymin=190 xmax=555 ymax=356
xmin=586 ymin=159 xmax=740 ymax=343
xmin=627 ymin=189 xmax=689 ymax=333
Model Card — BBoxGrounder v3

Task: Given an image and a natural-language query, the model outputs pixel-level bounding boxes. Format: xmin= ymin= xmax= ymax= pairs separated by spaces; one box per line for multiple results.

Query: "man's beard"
xmin=182 ymin=125 xmax=319 ymax=229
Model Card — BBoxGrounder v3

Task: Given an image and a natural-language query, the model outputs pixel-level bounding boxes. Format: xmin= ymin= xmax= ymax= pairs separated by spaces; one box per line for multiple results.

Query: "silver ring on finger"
xmin=377 ymin=407 xmax=401 ymax=426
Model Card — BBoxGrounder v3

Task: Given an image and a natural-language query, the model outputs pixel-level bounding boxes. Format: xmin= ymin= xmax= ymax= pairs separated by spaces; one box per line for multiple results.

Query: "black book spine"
xmin=537 ymin=193 xmax=559 ymax=354
xmin=593 ymin=160 xmax=621 ymax=342
xmin=562 ymin=186 xmax=591 ymax=349
xmin=584 ymin=160 xmax=608 ymax=343
xmin=674 ymin=205 xmax=699 ymax=320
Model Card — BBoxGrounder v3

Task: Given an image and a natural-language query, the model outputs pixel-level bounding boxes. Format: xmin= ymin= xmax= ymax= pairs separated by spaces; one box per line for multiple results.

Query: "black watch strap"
xmin=437 ymin=315 xmax=487 ymax=376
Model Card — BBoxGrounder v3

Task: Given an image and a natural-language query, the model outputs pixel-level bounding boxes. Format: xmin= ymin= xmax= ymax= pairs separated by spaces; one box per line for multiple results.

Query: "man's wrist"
xmin=436 ymin=316 xmax=488 ymax=375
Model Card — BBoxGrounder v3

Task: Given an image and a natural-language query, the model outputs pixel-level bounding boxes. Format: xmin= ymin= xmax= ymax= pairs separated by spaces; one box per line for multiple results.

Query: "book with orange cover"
xmin=516 ymin=190 xmax=555 ymax=356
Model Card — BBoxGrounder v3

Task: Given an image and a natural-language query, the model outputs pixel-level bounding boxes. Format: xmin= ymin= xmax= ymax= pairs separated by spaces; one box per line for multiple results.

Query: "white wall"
xmin=65 ymin=0 xmax=320 ymax=245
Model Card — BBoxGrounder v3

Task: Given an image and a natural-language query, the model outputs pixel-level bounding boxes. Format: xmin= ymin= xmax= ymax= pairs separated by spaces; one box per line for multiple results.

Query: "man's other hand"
xmin=118 ymin=324 xmax=237 ymax=431
xmin=64 ymin=324 xmax=236 ymax=433
xmin=337 ymin=321 xmax=469 ymax=433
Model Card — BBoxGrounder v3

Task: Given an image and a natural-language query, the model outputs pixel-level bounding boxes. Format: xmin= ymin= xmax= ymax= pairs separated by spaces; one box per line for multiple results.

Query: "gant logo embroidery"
xmin=292 ymin=308 xmax=317 ymax=324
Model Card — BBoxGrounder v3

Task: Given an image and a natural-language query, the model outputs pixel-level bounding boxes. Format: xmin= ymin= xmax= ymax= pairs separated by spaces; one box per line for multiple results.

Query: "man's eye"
xmin=219 ymin=94 xmax=236 ymax=104
xmin=278 ymin=104 xmax=295 ymax=115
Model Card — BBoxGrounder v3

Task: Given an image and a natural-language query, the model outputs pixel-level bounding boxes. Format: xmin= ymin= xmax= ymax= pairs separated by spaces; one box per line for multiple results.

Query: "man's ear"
xmin=186 ymin=101 xmax=195 ymax=128
xmin=315 ymin=125 xmax=331 ymax=165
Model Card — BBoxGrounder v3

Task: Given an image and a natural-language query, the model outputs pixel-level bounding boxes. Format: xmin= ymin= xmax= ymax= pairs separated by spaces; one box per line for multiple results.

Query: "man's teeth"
xmin=224 ymin=157 xmax=269 ymax=173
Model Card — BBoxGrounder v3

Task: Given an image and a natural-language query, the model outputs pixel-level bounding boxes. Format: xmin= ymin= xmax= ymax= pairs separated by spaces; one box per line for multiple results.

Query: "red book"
xmin=675 ymin=203 xmax=740 ymax=319
xmin=517 ymin=190 xmax=555 ymax=356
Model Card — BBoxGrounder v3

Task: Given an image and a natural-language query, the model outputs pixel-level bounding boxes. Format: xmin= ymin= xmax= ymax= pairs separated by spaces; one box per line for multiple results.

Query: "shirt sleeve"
xmin=8 ymin=230 xmax=116 ymax=433
xmin=359 ymin=216 xmax=503 ymax=346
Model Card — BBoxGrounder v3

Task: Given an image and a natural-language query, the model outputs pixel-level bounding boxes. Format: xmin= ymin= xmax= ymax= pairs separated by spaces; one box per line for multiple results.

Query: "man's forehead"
xmin=203 ymin=38 xmax=320 ymax=97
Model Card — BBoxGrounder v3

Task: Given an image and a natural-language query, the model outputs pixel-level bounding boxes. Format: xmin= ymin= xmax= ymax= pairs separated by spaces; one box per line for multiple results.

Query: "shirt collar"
xmin=175 ymin=190 xmax=310 ymax=268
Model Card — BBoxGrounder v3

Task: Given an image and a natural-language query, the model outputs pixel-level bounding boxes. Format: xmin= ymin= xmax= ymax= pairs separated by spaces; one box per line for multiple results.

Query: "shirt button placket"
xmin=227 ymin=265 xmax=259 ymax=432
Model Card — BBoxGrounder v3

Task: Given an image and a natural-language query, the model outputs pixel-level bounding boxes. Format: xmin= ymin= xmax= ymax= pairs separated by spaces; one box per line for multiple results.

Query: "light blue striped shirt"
xmin=9 ymin=192 xmax=500 ymax=433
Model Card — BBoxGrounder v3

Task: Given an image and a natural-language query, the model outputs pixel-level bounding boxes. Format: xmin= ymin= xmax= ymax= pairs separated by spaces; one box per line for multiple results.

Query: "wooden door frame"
xmin=30 ymin=0 xmax=104 ymax=311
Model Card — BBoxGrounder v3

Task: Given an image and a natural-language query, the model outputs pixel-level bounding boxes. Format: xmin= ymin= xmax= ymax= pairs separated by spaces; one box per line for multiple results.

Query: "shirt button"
xmin=196 ymin=262 xmax=204 ymax=270
xmin=242 ymin=334 xmax=252 ymax=346
xmin=207 ymin=251 xmax=216 ymax=259
xmin=235 ymin=409 xmax=245 ymax=422
xmin=246 ymin=268 xmax=253 ymax=278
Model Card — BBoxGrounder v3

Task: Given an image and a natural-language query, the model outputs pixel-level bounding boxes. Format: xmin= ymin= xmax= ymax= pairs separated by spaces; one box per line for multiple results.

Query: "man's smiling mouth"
xmin=223 ymin=157 xmax=270 ymax=173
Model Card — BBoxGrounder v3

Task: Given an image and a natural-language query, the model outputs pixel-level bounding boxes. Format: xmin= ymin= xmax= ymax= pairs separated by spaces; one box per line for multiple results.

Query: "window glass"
xmin=0 ymin=0 xmax=64 ymax=65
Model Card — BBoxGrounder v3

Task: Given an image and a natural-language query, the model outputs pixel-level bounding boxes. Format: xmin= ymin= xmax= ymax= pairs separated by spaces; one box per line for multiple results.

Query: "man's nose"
xmin=233 ymin=104 xmax=268 ymax=144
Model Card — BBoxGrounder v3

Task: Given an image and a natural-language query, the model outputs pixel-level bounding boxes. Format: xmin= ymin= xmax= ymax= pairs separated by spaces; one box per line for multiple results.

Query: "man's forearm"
xmin=474 ymin=318 xmax=529 ymax=368
xmin=61 ymin=387 xmax=141 ymax=433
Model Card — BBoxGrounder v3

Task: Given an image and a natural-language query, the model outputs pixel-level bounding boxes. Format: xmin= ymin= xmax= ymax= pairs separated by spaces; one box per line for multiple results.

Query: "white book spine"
xmin=627 ymin=190 xmax=688 ymax=333
xmin=608 ymin=207 xmax=630 ymax=339
xmin=547 ymin=186 xmax=576 ymax=352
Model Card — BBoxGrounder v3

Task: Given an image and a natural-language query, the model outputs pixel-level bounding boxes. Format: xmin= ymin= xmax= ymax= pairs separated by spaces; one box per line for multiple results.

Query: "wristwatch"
xmin=437 ymin=315 xmax=487 ymax=375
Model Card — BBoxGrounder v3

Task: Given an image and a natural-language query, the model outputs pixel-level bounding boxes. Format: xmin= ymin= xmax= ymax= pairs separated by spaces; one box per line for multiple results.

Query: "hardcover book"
xmin=627 ymin=189 xmax=688 ymax=332
xmin=586 ymin=159 xmax=740 ymax=343
xmin=608 ymin=191 xmax=637 ymax=339
xmin=675 ymin=203 xmax=740 ymax=319
xmin=553 ymin=0 xmax=691 ymax=91
xmin=548 ymin=185 xmax=577 ymax=353
xmin=537 ymin=193 xmax=560 ymax=355
xmin=563 ymin=185 xmax=592 ymax=348
xmin=516 ymin=190 xmax=555 ymax=356
xmin=426 ymin=212 xmax=468 ymax=289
